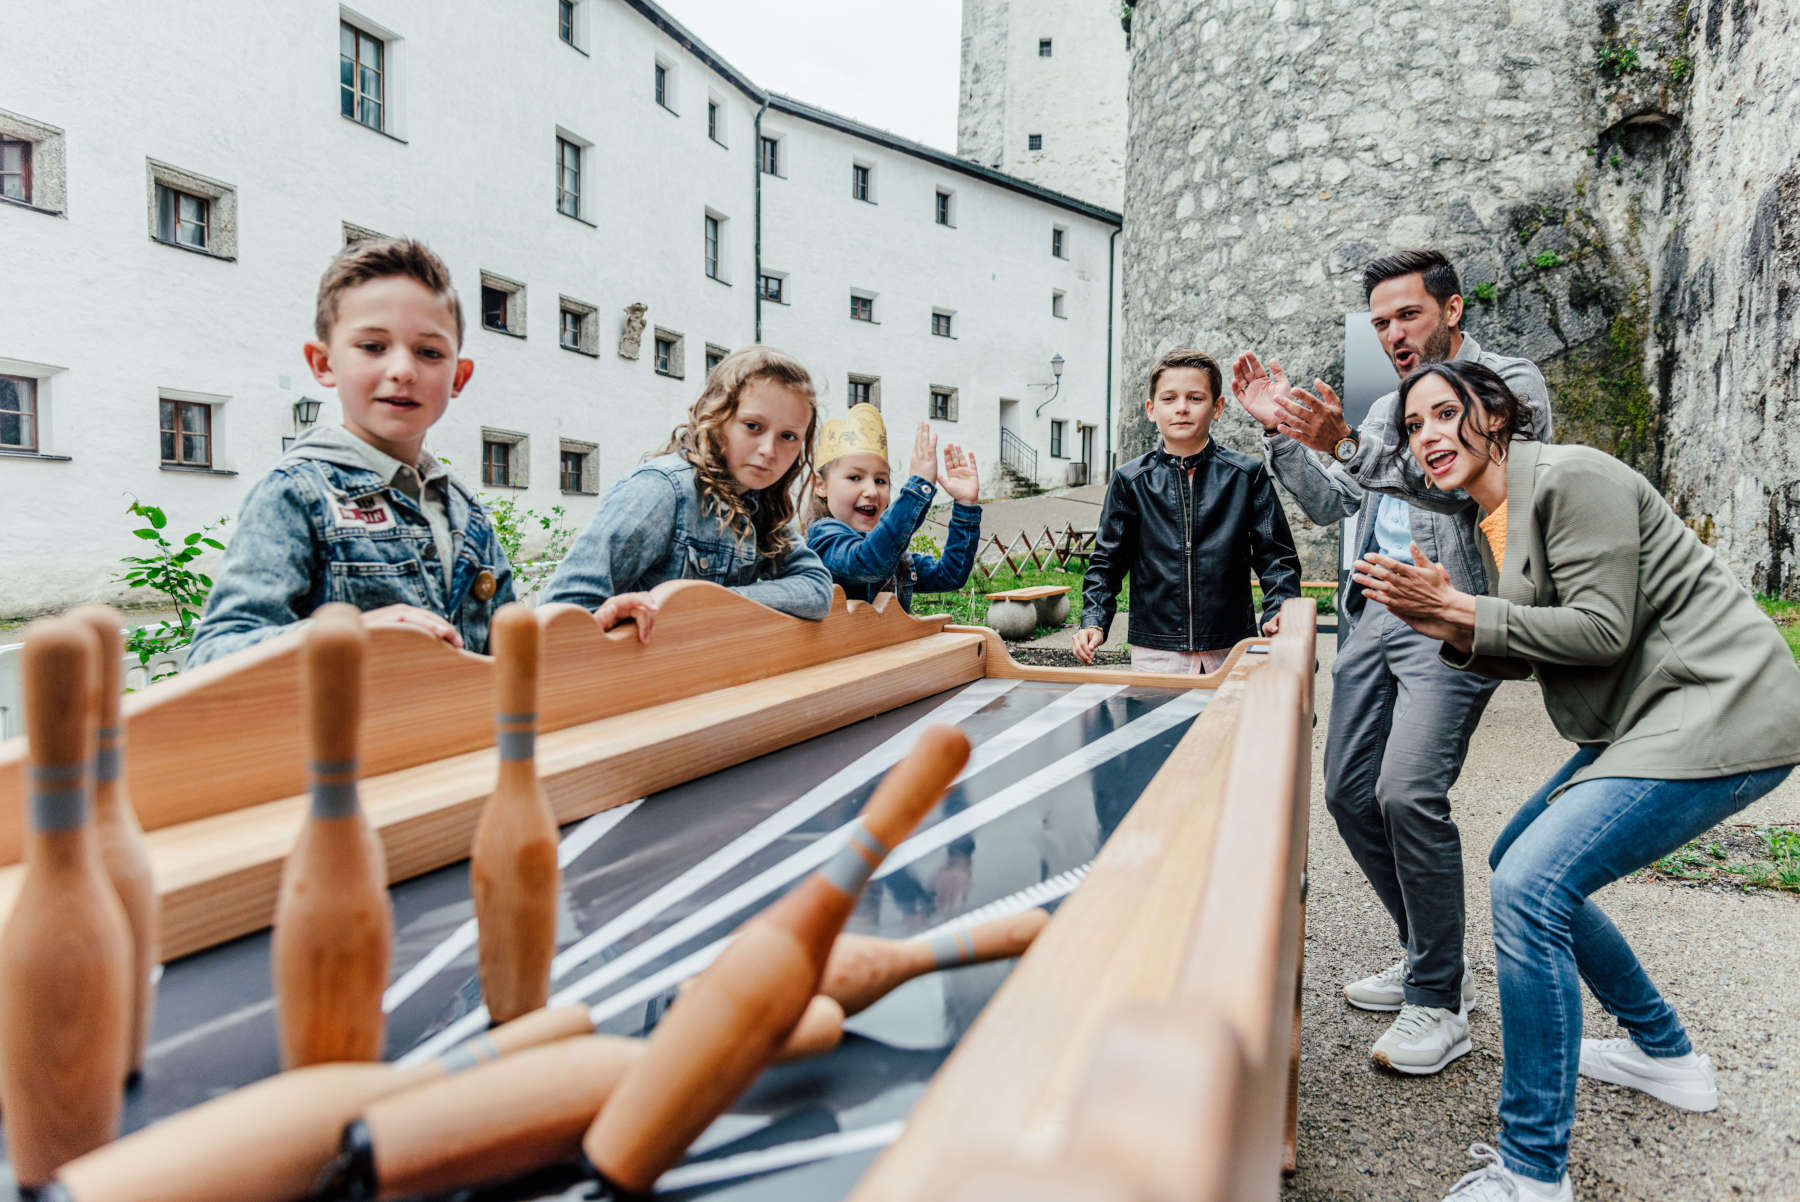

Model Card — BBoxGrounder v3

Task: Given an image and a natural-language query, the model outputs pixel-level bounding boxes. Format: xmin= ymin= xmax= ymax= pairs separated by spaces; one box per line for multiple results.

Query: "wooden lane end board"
xmin=953 ymin=624 xmax=1264 ymax=690
xmin=0 ymin=584 xmax=948 ymax=866
xmin=845 ymin=649 xmax=1268 ymax=1202
xmin=0 ymin=630 xmax=986 ymax=962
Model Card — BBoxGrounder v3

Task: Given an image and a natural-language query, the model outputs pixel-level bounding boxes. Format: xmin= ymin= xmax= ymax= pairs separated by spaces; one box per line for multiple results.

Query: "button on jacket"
xmin=1080 ymin=441 xmax=1303 ymax=652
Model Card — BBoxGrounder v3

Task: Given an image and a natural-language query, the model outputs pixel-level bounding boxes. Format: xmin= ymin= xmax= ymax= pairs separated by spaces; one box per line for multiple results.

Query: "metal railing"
xmin=998 ymin=426 xmax=1037 ymax=486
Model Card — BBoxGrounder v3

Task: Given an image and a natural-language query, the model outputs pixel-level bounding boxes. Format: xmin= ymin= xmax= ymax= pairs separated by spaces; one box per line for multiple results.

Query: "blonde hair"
xmin=660 ymin=346 xmax=818 ymax=564
xmin=314 ymin=237 xmax=464 ymax=345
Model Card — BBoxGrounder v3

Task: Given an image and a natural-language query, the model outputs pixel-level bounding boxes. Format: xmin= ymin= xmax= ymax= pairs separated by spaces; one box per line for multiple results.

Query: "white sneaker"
xmin=1579 ymin=1037 xmax=1718 ymax=1112
xmin=1344 ymin=956 xmax=1477 ymax=1012
xmin=1372 ymin=1002 xmax=1471 ymax=1075
xmin=1441 ymin=1143 xmax=1573 ymax=1200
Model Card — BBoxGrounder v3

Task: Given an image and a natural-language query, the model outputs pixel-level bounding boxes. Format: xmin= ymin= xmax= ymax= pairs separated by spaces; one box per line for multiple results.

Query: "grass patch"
xmin=1757 ymin=594 xmax=1800 ymax=660
xmin=1638 ymin=823 xmax=1800 ymax=895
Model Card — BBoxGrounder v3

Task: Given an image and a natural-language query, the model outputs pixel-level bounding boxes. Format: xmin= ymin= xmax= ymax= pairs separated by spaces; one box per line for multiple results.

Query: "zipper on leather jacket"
xmin=1179 ymin=464 xmax=1193 ymax=647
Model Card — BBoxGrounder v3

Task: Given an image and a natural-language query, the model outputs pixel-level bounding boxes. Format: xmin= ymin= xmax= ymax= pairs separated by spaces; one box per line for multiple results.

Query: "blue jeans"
xmin=1487 ymin=747 xmax=1793 ymax=1182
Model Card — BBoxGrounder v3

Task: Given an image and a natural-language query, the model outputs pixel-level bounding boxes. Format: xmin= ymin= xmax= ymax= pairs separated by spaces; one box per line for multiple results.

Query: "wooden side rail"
xmin=0 ymin=584 xmax=947 ymax=866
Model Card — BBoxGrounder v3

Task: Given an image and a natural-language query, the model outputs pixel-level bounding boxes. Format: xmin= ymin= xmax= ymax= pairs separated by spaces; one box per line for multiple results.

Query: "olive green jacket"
xmin=1442 ymin=440 xmax=1800 ymax=795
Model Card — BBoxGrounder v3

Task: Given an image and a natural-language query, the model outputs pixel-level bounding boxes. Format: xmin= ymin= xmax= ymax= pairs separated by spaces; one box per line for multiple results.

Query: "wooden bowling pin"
xmin=271 ymin=603 xmax=393 ymax=1068
xmin=470 ymin=603 xmax=559 ymax=1023
xmin=820 ymin=907 xmax=1051 ymax=1016
xmin=50 ymin=1002 xmax=595 ymax=1202
xmin=68 ymin=605 xmax=161 ymax=1083
xmin=0 ymin=619 xmax=133 ymax=1186
xmin=581 ymin=725 xmax=971 ymax=1195
xmin=326 ymin=996 xmax=845 ymax=1201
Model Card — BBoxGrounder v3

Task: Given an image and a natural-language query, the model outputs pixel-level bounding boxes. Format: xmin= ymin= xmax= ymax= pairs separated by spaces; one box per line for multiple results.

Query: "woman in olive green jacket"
xmin=1342 ymin=360 xmax=1800 ymax=1202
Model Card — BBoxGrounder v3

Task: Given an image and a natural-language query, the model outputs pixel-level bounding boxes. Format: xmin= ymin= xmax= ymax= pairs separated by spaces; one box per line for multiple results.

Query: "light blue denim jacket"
xmin=806 ymin=475 xmax=982 ymax=611
xmin=543 ymin=453 xmax=833 ymax=620
xmin=187 ymin=428 xmax=515 ymax=667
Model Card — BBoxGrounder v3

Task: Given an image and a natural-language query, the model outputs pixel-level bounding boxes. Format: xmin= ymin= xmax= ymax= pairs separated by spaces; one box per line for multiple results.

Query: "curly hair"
xmin=1387 ymin=360 xmax=1538 ymax=468
xmin=660 ymin=345 xmax=818 ymax=565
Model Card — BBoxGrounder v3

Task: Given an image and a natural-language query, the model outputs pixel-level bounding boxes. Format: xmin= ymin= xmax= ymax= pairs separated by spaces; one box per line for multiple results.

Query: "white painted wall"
xmin=0 ymin=0 xmax=1117 ymax=619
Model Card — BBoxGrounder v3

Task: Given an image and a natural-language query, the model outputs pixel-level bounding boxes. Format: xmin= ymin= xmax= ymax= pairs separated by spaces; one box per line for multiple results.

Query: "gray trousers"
xmin=1325 ymin=605 xmax=1499 ymax=1009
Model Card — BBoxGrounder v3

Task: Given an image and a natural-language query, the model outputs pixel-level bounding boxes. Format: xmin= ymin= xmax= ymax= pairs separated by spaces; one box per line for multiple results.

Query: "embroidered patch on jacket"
xmin=328 ymin=496 xmax=398 ymax=534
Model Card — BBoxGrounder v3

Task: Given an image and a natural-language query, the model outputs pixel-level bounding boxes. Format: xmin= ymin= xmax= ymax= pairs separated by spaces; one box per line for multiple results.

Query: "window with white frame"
xmin=1050 ymin=420 xmax=1067 ymax=459
xmin=935 ymin=189 xmax=954 ymax=227
xmin=847 ymin=374 xmax=880 ymax=410
xmin=1051 ymin=289 xmax=1067 ymax=318
xmin=929 ymin=387 xmax=959 ymax=422
xmin=558 ymin=0 xmax=578 ymax=47
xmin=1052 ymin=225 xmax=1067 ymax=258
xmin=159 ymin=391 xmax=229 ymax=471
xmin=556 ymin=135 xmax=582 ymax=218
xmin=653 ymin=328 xmax=685 ymax=378
xmin=559 ymin=296 xmax=598 ymax=355
xmin=1 ymin=374 xmax=37 ymax=451
xmin=559 ymin=437 xmax=599 ymax=494
xmin=851 ymin=162 xmax=873 ymax=202
xmin=849 ymin=291 xmax=875 ymax=322
xmin=481 ymin=428 xmax=529 ymax=488
xmin=758 ymin=272 xmax=786 ymax=303
xmin=759 ymin=134 xmax=782 ymax=176
xmin=654 ymin=57 xmax=676 ymax=112
xmin=148 ymin=159 xmax=238 ymax=259
xmin=340 ymin=19 xmax=385 ymax=130
xmin=931 ymin=310 xmax=953 ymax=338
xmin=480 ymin=271 xmax=527 ymax=336
xmin=704 ymin=211 xmax=730 ymax=282
xmin=707 ymin=96 xmax=727 ymax=146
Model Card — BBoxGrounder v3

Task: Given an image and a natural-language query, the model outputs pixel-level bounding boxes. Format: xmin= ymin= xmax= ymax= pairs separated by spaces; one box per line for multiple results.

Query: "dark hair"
xmin=1147 ymin=348 xmax=1223 ymax=403
xmin=1389 ymin=361 xmax=1537 ymax=468
xmin=315 ymin=237 xmax=464 ymax=345
xmin=1361 ymin=249 xmax=1463 ymax=317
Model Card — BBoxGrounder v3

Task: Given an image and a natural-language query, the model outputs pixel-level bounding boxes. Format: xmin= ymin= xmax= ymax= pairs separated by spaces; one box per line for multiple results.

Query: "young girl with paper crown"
xmin=803 ymin=403 xmax=982 ymax=611
xmin=544 ymin=346 xmax=833 ymax=641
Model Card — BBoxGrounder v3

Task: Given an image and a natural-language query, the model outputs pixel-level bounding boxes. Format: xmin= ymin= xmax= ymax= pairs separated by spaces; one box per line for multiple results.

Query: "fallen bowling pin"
xmin=581 ymin=724 xmax=971 ymax=1195
xmin=46 ymin=1002 xmax=595 ymax=1202
xmin=68 ymin=604 xmax=161 ymax=1084
xmin=820 ymin=907 xmax=1051 ymax=1016
xmin=0 ymin=619 xmax=133 ymax=1186
xmin=271 ymin=603 xmax=393 ymax=1068
xmin=323 ymin=996 xmax=846 ymax=1201
xmin=471 ymin=603 xmax=560 ymax=1024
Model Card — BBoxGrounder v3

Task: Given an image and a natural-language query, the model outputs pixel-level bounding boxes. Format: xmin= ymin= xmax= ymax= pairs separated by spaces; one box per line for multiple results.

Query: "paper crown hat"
xmin=815 ymin=403 xmax=889 ymax=471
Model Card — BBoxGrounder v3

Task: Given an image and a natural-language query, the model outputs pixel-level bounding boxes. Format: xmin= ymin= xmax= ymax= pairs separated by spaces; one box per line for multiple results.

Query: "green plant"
xmin=1533 ymin=250 xmax=1564 ymax=270
xmin=1609 ymin=151 xmax=1623 ymax=169
xmin=1596 ymin=41 xmax=1642 ymax=76
xmin=484 ymin=496 xmax=578 ymax=594
xmin=1668 ymin=56 xmax=1692 ymax=81
xmin=113 ymin=498 xmax=228 ymax=674
xmin=1472 ymin=282 xmax=1498 ymax=303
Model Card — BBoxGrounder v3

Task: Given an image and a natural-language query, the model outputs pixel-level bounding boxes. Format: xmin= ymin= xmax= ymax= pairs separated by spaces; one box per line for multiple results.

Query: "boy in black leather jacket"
xmin=1072 ymin=349 xmax=1301 ymax=672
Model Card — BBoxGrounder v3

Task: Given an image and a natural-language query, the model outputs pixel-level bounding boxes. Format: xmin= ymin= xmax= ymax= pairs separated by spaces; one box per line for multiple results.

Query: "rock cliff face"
xmin=1121 ymin=0 xmax=1800 ymax=592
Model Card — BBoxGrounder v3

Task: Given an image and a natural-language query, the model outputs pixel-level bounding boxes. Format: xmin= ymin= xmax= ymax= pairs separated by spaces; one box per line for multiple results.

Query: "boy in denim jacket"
xmin=188 ymin=238 xmax=513 ymax=667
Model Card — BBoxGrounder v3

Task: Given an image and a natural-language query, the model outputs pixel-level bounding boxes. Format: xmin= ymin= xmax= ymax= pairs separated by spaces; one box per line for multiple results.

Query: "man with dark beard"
xmin=1232 ymin=250 xmax=1551 ymax=1077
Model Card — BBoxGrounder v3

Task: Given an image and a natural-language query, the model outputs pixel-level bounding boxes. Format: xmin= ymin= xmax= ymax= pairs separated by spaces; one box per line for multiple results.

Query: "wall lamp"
xmin=292 ymin=397 xmax=323 ymax=427
xmin=1035 ymin=353 xmax=1066 ymax=416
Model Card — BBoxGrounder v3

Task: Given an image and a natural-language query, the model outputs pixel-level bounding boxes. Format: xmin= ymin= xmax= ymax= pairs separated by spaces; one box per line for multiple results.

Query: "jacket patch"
xmin=329 ymin=497 xmax=397 ymax=534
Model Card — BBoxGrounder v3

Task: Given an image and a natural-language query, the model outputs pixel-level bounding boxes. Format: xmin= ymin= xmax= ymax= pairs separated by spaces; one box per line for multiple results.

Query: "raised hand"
xmin=1232 ymin=352 xmax=1294 ymax=431
xmin=909 ymin=421 xmax=939 ymax=486
xmin=1279 ymin=379 xmax=1353 ymax=455
xmin=941 ymin=444 xmax=980 ymax=505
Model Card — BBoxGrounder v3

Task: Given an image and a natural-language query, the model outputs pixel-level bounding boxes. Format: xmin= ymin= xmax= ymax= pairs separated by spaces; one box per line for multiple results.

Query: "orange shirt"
xmin=1479 ymin=502 xmax=1508 ymax=575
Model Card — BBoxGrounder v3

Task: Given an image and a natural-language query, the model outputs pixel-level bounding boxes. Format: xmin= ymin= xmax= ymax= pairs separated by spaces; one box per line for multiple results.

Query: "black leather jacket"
xmin=1080 ymin=442 xmax=1302 ymax=652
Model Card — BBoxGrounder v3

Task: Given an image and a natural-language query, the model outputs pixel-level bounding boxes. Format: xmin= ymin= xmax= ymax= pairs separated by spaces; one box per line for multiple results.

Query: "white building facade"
xmin=0 ymin=0 xmax=1119 ymax=619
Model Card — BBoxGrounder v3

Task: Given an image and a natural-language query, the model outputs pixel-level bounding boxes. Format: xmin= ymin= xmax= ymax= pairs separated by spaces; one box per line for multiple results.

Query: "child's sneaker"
xmin=1578 ymin=1037 xmax=1718 ymax=1112
xmin=1371 ymin=1002 xmax=1471 ymax=1075
xmin=1344 ymin=956 xmax=1476 ymax=1012
xmin=1440 ymin=1144 xmax=1573 ymax=1200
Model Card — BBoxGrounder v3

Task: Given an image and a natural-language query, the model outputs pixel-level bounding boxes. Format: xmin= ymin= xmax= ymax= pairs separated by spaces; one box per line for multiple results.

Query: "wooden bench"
xmin=984 ymin=585 xmax=1071 ymax=640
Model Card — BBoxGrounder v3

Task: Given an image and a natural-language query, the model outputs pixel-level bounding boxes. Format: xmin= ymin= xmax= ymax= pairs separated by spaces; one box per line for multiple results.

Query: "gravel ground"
xmin=1285 ymin=639 xmax=1800 ymax=1202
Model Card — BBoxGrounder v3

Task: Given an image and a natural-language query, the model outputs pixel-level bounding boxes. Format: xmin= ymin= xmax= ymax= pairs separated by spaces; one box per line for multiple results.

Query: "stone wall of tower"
xmin=1120 ymin=0 xmax=1800 ymax=591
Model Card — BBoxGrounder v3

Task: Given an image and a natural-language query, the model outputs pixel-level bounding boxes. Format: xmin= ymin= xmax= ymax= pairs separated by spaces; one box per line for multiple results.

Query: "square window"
xmin=0 ymin=374 xmax=38 ymax=451
xmin=482 ymin=439 xmax=511 ymax=487
xmin=1051 ymin=420 xmax=1067 ymax=459
xmin=759 ymin=135 xmax=781 ymax=175
xmin=556 ymin=136 xmax=582 ymax=218
xmin=931 ymin=312 xmax=952 ymax=338
xmin=483 ymin=286 xmax=509 ymax=331
xmin=558 ymin=295 xmax=597 ymax=354
xmin=558 ymin=438 xmax=598 ymax=494
xmin=935 ymin=190 xmax=953 ymax=226
xmin=1028 ymin=133 xmax=1043 ymax=151
xmin=852 ymin=163 xmax=871 ymax=202
xmin=1 ymin=136 xmax=30 ymax=203
xmin=340 ymin=20 xmax=385 ymax=131
xmin=847 ymin=374 xmax=880 ymax=410
xmin=930 ymin=388 xmax=957 ymax=422
xmin=850 ymin=293 xmax=874 ymax=322
xmin=481 ymin=428 xmax=529 ymax=488
xmin=1039 ymin=38 xmax=1053 ymax=56
xmin=155 ymin=184 xmax=209 ymax=249
xmin=759 ymin=273 xmax=784 ymax=303
xmin=0 ymin=111 xmax=66 ymax=213
xmin=559 ymin=0 xmax=576 ymax=44
xmin=653 ymin=328 xmax=685 ymax=378
xmin=480 ymin=272 xmax=526 ymax=335
xmin=1052 ymin=290 xmax=1067 ymax=318
xmin=1052 ymin=226 xmax=1067 ymax=258
xmin=160 ymin=398 xmax=213 ymax=467
xmin=705 ymin=344 xmax=728 ymax=374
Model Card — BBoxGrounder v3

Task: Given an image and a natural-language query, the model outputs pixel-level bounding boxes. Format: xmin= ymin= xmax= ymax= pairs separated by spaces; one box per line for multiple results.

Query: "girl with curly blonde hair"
xmin=545 ymin=346 xmax=833 ymax=639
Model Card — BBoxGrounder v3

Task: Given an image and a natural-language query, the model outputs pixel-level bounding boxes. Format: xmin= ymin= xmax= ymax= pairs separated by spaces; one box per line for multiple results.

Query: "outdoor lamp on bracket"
xmin=1035 ymin=354 xmax=1066 ymax=416
xmin=292 ymin=397 xmax=323 ymax=428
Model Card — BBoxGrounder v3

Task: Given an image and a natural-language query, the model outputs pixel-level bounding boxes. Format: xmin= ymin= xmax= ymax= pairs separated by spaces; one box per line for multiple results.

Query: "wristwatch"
xmin=1332 ymin=433 xmax=1360 ymax=463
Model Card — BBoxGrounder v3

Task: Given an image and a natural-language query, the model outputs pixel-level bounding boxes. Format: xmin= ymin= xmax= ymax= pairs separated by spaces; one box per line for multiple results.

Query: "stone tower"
xmin=1121 ymin=0 xmax=1800 ymax=592
xmin=958 ymin=0 xmax=1130 ymax=209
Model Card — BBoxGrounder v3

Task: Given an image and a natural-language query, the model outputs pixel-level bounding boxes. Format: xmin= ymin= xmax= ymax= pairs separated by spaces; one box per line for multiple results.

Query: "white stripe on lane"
xmin=381 ymin=800 xmax=643 ymax=1013
xmin=655 ymin=1120 xmax=905 ymax=1192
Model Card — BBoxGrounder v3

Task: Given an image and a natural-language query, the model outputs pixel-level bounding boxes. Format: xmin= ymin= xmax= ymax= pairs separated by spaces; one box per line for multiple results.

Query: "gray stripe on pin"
xmin=818 ymin=837 xmax=877 ymax=894
xmin=310 ymin=780 xmax=361 ymax=819
xmin=312 ymin=758 xmax=358 ymax=779
xmin=96 ymin=745 xmax=122 ymax=783
xmin=32 ymin=784 xmax=89 ymax=831
xmin=496 ymin=711 xmax=536 ymax=727
xmin=849 ymin=825 xmax=889 ymax=859
xmin=497 ymin=729 xmax=536 ymax=762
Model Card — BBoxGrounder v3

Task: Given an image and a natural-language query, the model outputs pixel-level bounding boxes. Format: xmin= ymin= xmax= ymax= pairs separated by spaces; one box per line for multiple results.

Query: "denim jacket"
xmin=806 ymin=475 xmax=981 ymax=611
xmin=187 ymin=428 xmax=515 ymax=667
xmin=543 ymin=453 xmax=833 ymax=620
